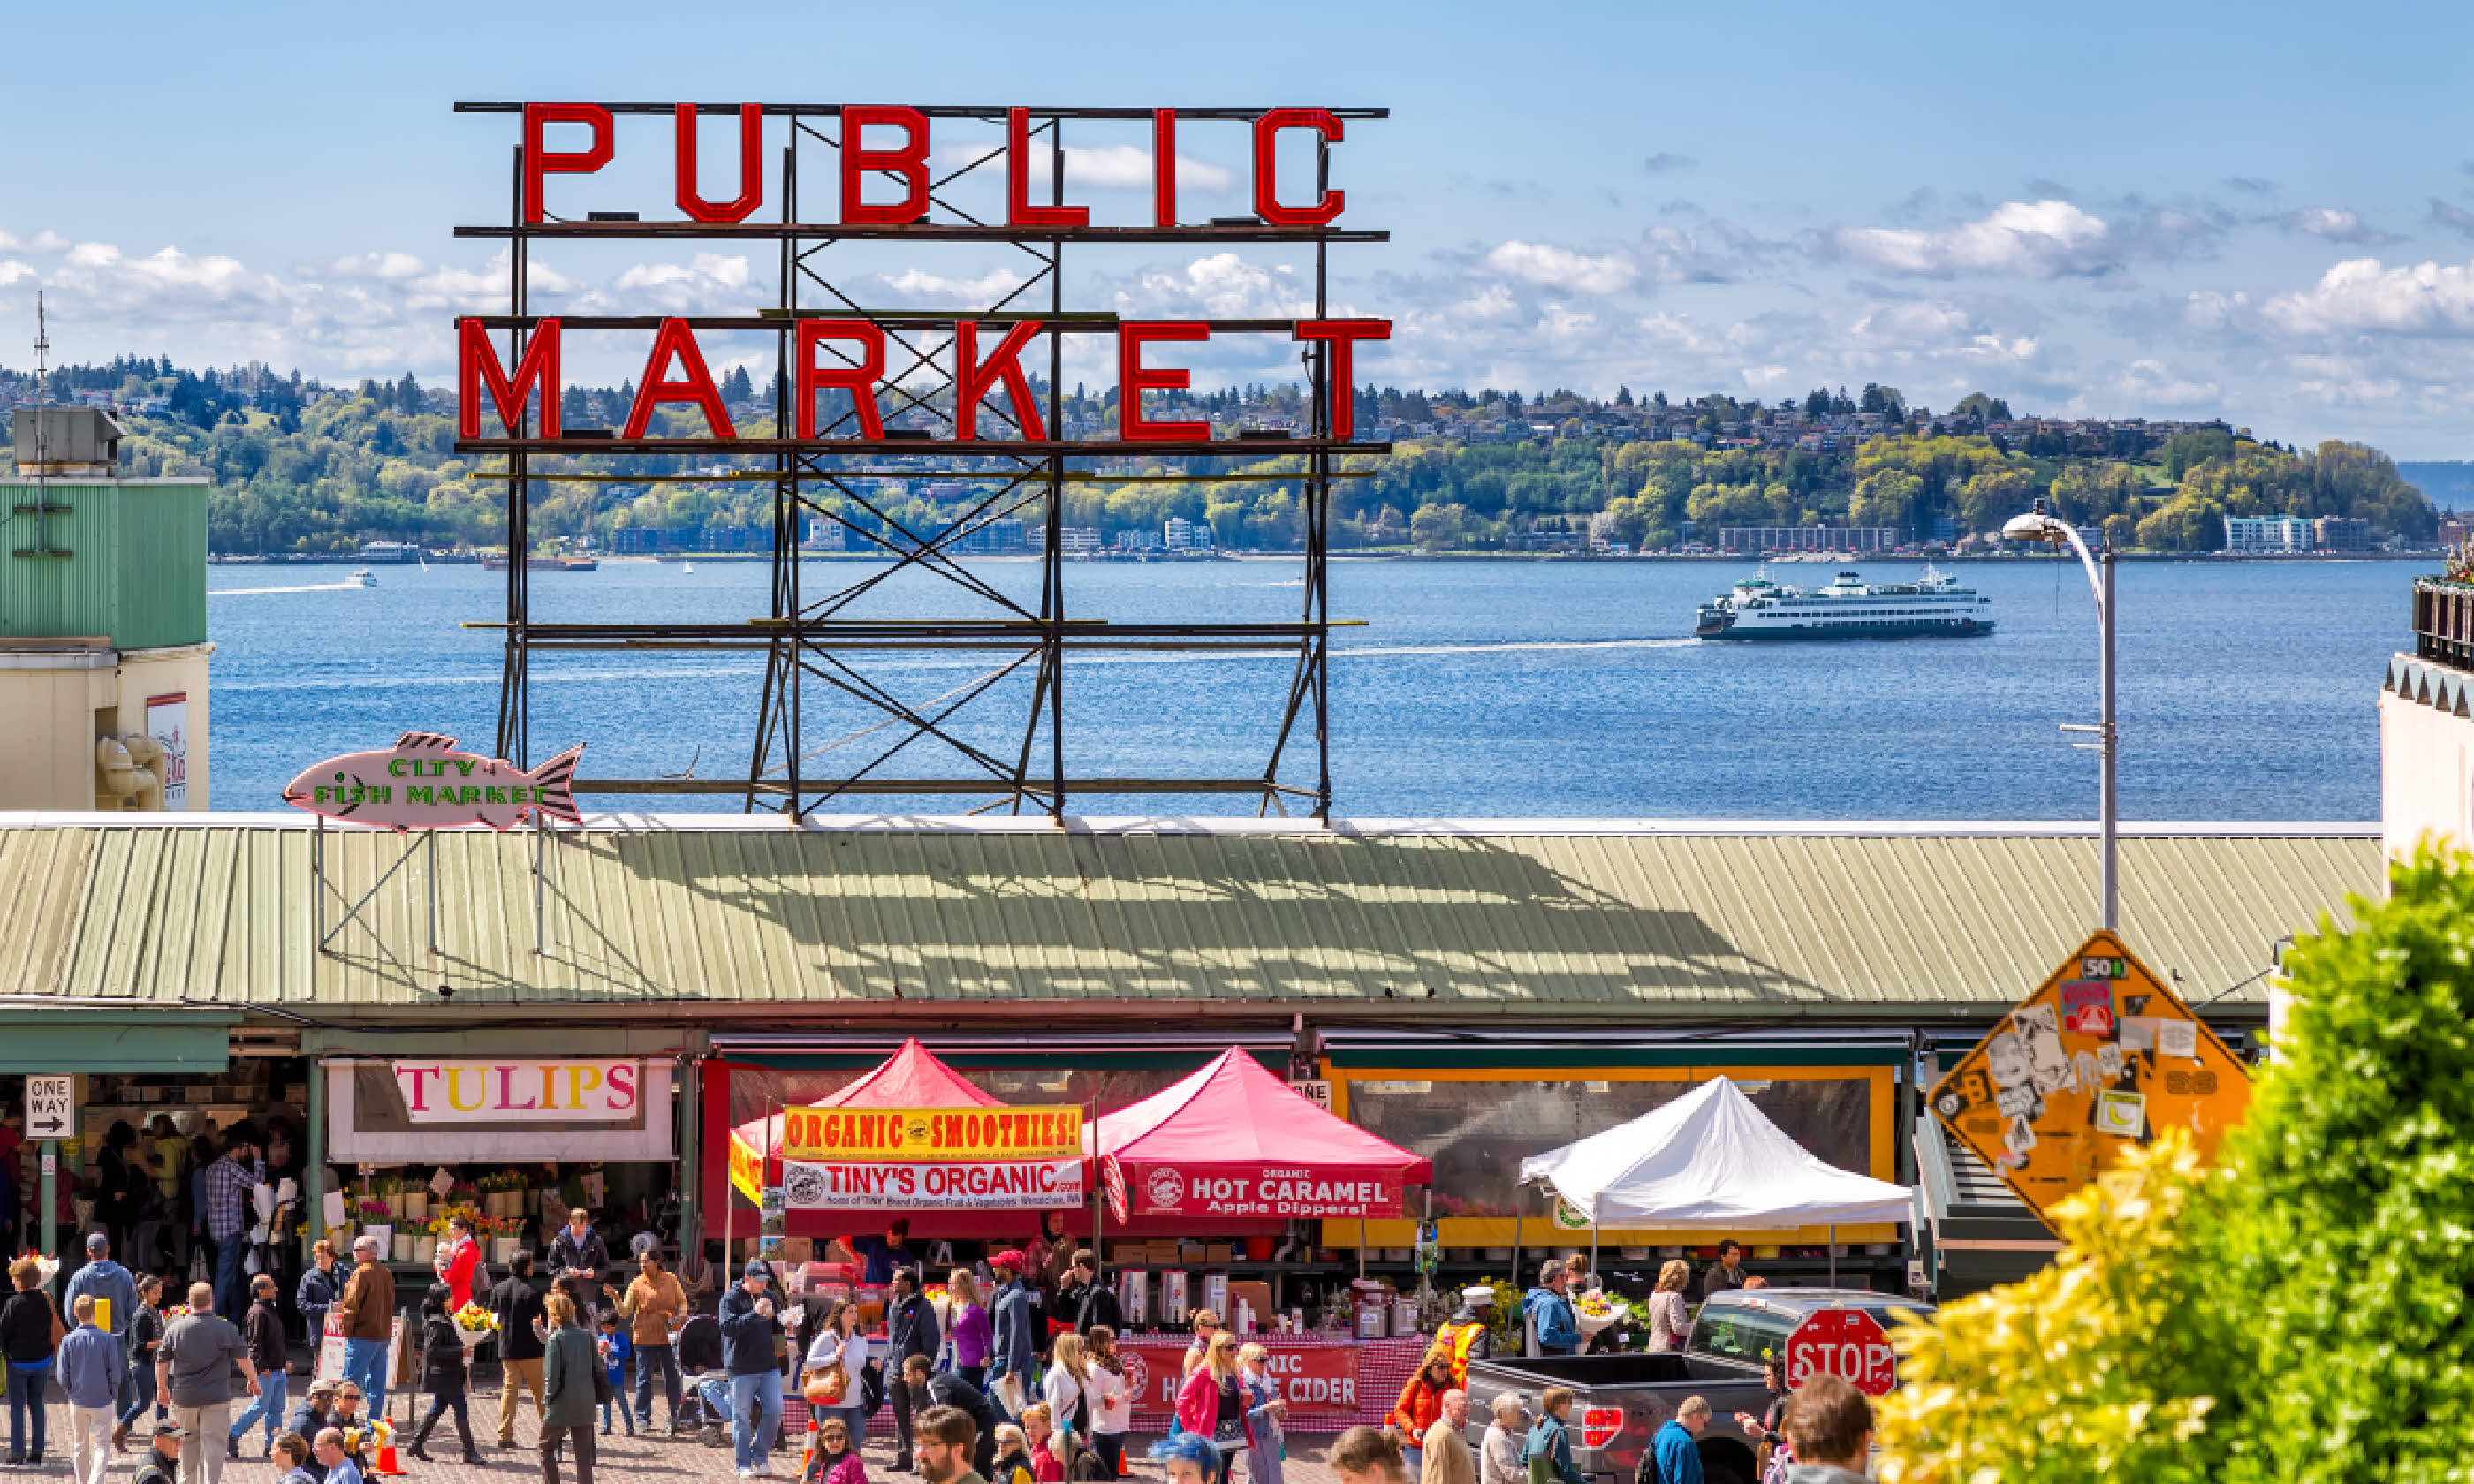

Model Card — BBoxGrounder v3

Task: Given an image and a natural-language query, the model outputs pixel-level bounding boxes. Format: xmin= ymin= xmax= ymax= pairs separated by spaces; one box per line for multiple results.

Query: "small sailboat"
xmin=681 ymin=560 xmax=696 ymax=574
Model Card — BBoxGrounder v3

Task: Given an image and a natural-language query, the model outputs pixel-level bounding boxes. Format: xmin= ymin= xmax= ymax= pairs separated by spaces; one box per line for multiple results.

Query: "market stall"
xmin=1086 ymin=1048 xmax=1440 ymax=1420
xmin=1516 ymin=1075 xmax=1914 ymax=1286
xmin=320 ymin=1056 xmax=679 ymax=1271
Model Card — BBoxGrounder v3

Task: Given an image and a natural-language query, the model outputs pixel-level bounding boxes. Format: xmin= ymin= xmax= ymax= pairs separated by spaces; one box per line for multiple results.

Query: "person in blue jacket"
xmin=1523 ymin=1387 xmax=1586 ymax=1484
xmin=987 ymin=1250 xmax=1037 ymax=1417
xmin=1522 ymin=1262 xmax=1579 ymax=1357
xmin=717 ymin=1261 xmax=784 ymax=1474
xmin=1651 ymin=1397 xmax=1710 ymax=1484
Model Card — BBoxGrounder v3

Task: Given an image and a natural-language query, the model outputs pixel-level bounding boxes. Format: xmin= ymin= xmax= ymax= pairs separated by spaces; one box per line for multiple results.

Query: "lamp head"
xmin=2003 ymin=511 xmax=2068 ymax=543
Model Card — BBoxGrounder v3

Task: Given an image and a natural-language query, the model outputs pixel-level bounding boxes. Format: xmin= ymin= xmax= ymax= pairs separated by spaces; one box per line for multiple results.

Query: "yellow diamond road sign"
xmin=1930 ymin=929 xmax=2254 ymax=1224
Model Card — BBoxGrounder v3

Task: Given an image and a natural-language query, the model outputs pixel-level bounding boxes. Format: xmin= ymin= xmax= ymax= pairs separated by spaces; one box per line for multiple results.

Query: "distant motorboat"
xmin=349 ymin=568 xmax=378 ymax=588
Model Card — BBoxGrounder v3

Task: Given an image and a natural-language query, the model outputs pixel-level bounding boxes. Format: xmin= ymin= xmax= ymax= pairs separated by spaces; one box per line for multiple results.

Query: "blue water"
xmin=202 ymin=557 xmax=2411 ymax=820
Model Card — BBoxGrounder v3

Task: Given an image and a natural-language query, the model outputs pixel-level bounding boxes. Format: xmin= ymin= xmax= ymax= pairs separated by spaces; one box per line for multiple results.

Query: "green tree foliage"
xmin=1878 ymin=844 xmax=2474 ymax=1482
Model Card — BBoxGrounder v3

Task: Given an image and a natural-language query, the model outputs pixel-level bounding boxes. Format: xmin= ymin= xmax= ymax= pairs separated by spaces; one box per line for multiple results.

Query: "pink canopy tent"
xmin=1090 ymin=1049 xmax=1431 ymax=1230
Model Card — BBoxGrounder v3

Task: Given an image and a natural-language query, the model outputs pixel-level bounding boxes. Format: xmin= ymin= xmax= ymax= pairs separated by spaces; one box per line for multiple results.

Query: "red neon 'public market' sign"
xmin=457 ymin=102 xmax=1390 ymax=447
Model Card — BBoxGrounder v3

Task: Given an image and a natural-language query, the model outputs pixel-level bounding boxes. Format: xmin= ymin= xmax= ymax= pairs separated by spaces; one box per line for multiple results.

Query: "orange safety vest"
xmin=1438 ymin=1321 xmax=1487 ymax=1387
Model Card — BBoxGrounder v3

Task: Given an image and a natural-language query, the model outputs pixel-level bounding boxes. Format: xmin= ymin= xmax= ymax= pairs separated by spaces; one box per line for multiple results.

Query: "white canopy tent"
xmin=1515 ymin=1076 xmax=1913 ymax=1286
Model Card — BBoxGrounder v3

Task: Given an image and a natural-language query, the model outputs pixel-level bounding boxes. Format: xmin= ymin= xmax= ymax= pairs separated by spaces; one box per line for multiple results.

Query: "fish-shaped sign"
xmin=283 ymin=732 xmax=585 ymax=832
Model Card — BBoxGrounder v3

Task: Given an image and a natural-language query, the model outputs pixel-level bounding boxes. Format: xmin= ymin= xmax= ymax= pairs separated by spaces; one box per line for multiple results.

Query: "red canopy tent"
xmin=1090 ymin=1049 xmax=1431 ymax=1229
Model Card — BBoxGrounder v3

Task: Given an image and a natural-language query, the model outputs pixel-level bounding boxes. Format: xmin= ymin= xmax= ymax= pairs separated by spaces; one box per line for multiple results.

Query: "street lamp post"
xmin=2002 ymin=504 xmax=2117 ymax=931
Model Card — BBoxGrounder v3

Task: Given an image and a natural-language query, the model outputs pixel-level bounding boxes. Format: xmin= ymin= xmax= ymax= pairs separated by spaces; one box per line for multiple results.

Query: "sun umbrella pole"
xmin=1828 ymin=1224 xmax=1837 ymax=1287
xmin=1510 ymin=1185 xmax=1523 ymax=1305
xmin=1589 ymin=1193 xmax=1598 ymax=1291
xmin=1358 ymin=1217 xmax=1366 ymax=1281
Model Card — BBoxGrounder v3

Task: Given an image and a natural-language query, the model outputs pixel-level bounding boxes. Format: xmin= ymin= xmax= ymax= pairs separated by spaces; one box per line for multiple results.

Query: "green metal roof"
xmin=0 ymin=820 xmax=2380 ymax=1018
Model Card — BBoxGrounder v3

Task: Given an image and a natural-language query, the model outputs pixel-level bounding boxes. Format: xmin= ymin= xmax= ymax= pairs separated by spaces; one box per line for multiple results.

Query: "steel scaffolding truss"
xmin=452 ymin=102 xmax=1385 ymax=822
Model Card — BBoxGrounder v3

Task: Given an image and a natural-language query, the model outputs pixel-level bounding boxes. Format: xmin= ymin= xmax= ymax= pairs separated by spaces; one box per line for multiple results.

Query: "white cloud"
xmin=0 ymin=230 xmax=70 ymax=254
xmin=328 ymin=251 xmax=427 ymax=280
xmin=2119 ymin=359 xmax=2220 ymax=406
xmin=1484 ymin=241 xmax=1638 ymax=294
xmin=2281 ymin=207 xmax=2401 ymax=246
xmin=872 ymin=267 xmax=1032 ymax=305
xmin=1064 ymin=146 xmax=1233 ymax=193
xmin=1832 ymin=200 xmax=2116 ymax=279
xmin=2261 ymin=256 xmax=2474 ymax=336
xmin=1106 ymin=254 xmax=1312 ymax=318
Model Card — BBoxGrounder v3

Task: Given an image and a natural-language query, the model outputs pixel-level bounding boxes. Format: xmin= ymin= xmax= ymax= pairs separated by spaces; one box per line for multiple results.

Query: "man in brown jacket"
xmin=613 ymin=1250 xmax=687 ymax=1433
xmin=334 ymin=1235 xmax=398 ymax=1420
xmin=1421 ymin=1389 xmax=1476 ymax=1484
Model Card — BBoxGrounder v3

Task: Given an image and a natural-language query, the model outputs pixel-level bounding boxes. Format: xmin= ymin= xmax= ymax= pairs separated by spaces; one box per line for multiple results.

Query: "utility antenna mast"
xmin=31 ymin=292 xmax=49 ymax=550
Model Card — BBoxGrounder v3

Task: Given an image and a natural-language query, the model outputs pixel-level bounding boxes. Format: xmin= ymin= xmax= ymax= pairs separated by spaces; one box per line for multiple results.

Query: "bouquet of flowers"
xmin=1573 ymin=1288 xmax=1627 ymax=1336
xmin=358 ymin=1200 xmax=391 ymax=1221
xmin=163 ymin=1305 xmax=194 ymax=1321
xmin=452 ymin=1300 xmax=496 ymax=1347
xmin=11 ymin=1253 xmax=57 ymax=1291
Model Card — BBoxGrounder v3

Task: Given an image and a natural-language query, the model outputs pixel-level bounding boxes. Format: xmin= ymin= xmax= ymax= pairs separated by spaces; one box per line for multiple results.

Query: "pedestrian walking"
xmin=196 ymin=1123 xmax=267 ymax=1323
xmin=1650 ymin=1397 xmax=1709 ymax=1484
xmin=1521 ymin=1263 xmax=1578 ymax=1358
xmin=595 ymin=1312 xmax=634 ymax=1436
xmin=884 ymin=1266 xmax=941 ymax=1471
xmin=1084 ymin=1328 xmax=1131 ymax=1480
xmin=547 ymin=1209 xmax=611 ymax=1323
xmin=618 ymin=1249 xmax=687 ymax=1434
xmin=1172 ymin=1331 xmax=1255 ymax=1484
xmin=1329 ymin=1427 xmax=1410 ymax=1484
xmin=1238 ymin=1342 xmax=1291 ymax=1484
xmin=312 ymin=1427 xmax=362 ymax=1484
xmin=285 ymin=1380 xmax=336 ymax=1450
xmin=1392 ymin=1347 xmax=1454 ymax=1478
xmin=1435 ymin=1288 xmax=1495 ymax=1388
xmin=801 ymin=1298 xmax=870 ymax=1446
xmin=718 ymin=1260 xmax=784 ymax=1477
xmin=407 ymin=1283 xmax=482 ymax=1465
xmin=1522 ymin=1389 xmax=1584 ymax=1484
xmin=1180 ymin=1309 xmax=1222 ymax=1380
xmin=913 ymin=1404 xmax=989 ymax=1484
xmin=132 ymin=1420 xmax=188 ymax=1484
xmin=156 ymin=1281 xmax=262 ymax=1484
xmin=1147 ymin=1432 xmax=1218 ymax=1484
xmin=540 ymin=1290 xmax=599 ymax=1484
xmin=59 ymin=1292 xmax=123 ymax=1484
xmin=271 ymin=1432 xmax=316 ymax=1484
xmin=3 ymin=1254 xmax=62 ymax=1465
xmin=1478 ymin=1393 xmax=1526 ymax=1484
xmin=1422 ymin=1390 xmax=1476 ymax=1484
xmin=804 ymin=1415 xmax=869 ymax=1484
xmin=1730 ymin=1358 xmax=1790 ymax=1479
xmin=115 ymin=1272 xmax=167 ymax=1449
xmin=333 ymin=1236 xmax=396 ymax=1420
xmin=904 ymin=1355 xmax=999 ymax=1480
xmin=1777 ymin=1374 xmax=1874 ymax=1484
xmin=1064 ymin=1252 xmax=1119 ymax=1336
xmin=942 ymin=1270 xmax=990 ymax=1390
xmin=433 ymin=1215 xmax=481 ymax=1313
xmin=987 ymin=1252 xmax=1036 ymax=1419
xmin=227 ymin=1274 xmax=292 ymax=1460
xmin=1643 ymin=1262 xmax=1692 ymax=1354
xmin=64 ymin=1232 xmax=138 ymax=1370
xmin=1039 ymin=1333 xmax=1095 ymax=1475
xmin=491 ymin=1248 xmax=551 ymax=1447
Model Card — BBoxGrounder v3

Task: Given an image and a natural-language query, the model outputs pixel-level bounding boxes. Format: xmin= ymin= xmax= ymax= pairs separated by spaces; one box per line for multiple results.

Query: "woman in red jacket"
xmin=1172 ymin=1331 xmax=1256 ymax=1484
xmin=433 ymin=1215 xmax=481 ymax=1313
xmin=1390 ymin=1345 xmax=1455 ymax=1480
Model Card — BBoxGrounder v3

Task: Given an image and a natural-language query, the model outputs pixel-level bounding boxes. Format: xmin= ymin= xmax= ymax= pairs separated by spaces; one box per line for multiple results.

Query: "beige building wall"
xmin=2379 ymin=684 xmax=2473 ymax=861
xmin=0 ymin=641 xmax=211 ymax=810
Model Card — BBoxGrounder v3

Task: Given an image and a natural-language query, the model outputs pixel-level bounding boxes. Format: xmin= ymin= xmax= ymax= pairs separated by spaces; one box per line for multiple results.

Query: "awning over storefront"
xmin=1520 ymin=1076 xmax=1912 ymax=1227
xmin=1093 ymin=1049 xmax=1431 ymax=1221
xmin=0 ymin=1010 xmax=236 ymax=1075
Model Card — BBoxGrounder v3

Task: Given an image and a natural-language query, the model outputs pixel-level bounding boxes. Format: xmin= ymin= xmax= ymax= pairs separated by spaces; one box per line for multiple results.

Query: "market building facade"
xmin=0 ymin=813 xmax=2374 ymax=1310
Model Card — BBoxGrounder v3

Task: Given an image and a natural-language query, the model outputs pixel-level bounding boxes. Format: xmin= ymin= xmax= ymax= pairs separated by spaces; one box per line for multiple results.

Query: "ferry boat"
xmin=1694 ymin=566 xmax=1994 ymax=640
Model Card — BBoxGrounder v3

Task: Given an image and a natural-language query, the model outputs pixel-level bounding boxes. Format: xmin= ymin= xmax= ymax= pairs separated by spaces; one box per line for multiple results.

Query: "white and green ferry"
xmin=1694 ymin=566 xmax=1995 ymax=640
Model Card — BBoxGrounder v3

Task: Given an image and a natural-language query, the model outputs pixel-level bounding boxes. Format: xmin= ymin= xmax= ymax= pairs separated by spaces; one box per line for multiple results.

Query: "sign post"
xmin=27 ymin=1076 xmax=73 ymax=1279
xmin=1786 ymin=1308 xmax=1895 ymax=1397
xmin=1931 ymin=929 xmax=2254 ymax=1224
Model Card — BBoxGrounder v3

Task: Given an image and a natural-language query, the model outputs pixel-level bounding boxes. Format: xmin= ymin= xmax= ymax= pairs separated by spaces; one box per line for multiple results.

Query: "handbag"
xmin=804 ymin=1361 xmax=849 ymax=1406
xmin=861 ymin=1360 xmax=885 ymax=1418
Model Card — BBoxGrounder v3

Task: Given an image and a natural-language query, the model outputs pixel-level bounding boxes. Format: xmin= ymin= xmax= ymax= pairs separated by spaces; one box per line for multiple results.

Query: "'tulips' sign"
xmin=1127 ymin=1162 xmax=1402 ymax=1218
xmin=391 ymin=1060 xmax=642 ymax=1122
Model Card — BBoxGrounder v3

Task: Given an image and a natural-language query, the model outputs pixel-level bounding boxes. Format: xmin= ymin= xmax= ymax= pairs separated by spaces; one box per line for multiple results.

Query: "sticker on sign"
xmin=1786 ymin=1308 xmax=1897 ymax=1397
xmin=24 ymin=1077 xmax=73 ymax=1142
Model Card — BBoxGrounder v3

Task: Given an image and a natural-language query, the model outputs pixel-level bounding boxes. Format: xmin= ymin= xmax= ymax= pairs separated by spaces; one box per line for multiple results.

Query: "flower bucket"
xmin=403 ymin=1193 xmax=429 ymax=1223
xmin=489 ymin=1237 xmax=518 ymax=1265
xmin=392 ymin=1233 xmax=416 ymax=1262
xmin=363 ymin=1223 xmax=392 ymax=1253
xmin=413 ymin=1236 xmax=436 ymax=1263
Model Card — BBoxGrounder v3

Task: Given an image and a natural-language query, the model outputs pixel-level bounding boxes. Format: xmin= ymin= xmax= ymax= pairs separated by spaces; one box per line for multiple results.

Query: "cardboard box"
xmin=1204 ymin=1244 xmax=1235 ymax=1264
xmin=778 ymin=1237 xmax=815 ymax=1266
xmin=1178 ymin=1240 xmax=1205 ymax=1261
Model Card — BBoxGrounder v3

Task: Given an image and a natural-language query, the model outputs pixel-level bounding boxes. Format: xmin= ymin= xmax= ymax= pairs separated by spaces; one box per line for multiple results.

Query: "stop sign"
xmin=1786 ymin=1308 xmax=1896 ymax=1397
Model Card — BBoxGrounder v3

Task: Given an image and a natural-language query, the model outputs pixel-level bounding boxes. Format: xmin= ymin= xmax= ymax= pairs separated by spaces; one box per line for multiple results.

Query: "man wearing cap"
xmin=65 ymin=1233 xmax=139 ymax=1372
xmin=717 ymin=1261 xmax=784 ymax=1476
xmin=132 ymin=1421 xmax=186 ymax=1484
xmin=1436 ymin=1287 xmax=1496 ymax=1389
xmin=986 ymin=1251 xmax=1036 ymax=1420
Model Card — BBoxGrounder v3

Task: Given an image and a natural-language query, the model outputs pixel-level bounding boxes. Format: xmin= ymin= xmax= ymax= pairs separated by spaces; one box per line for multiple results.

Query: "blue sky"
xmin=10 ymin=0 xmax=2474 ymax=453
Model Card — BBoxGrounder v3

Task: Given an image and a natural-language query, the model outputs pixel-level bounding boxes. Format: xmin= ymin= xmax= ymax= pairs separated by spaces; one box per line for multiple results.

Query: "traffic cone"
xmin=370 ymin=1422 xmax=410 ymax=1477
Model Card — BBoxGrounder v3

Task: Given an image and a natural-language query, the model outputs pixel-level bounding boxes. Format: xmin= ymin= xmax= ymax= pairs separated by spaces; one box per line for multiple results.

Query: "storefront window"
xmin=1345 ymin=1075 xmax=1872 ymax=1218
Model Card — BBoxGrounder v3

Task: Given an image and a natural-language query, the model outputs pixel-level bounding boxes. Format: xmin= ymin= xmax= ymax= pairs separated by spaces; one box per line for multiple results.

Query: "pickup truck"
xmin=1460 ymin=1289 xmax=1931 ymax=1484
